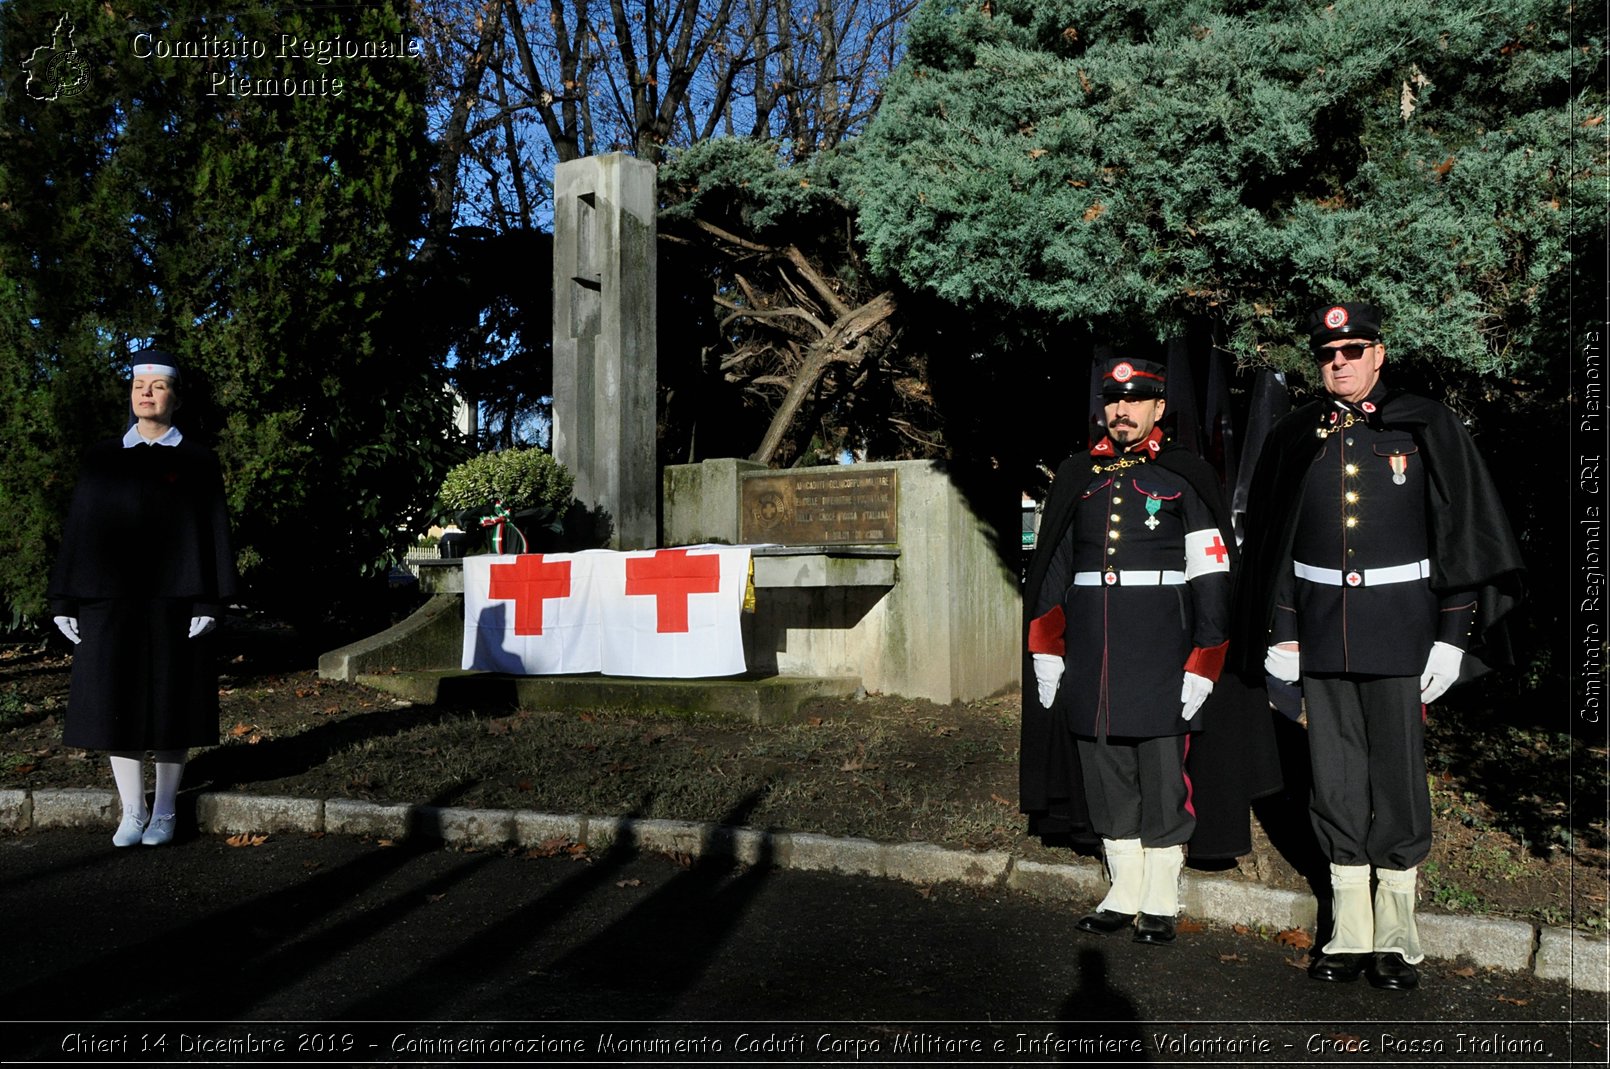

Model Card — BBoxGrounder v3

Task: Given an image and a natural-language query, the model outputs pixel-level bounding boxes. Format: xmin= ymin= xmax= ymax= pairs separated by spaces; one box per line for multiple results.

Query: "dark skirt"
xmin=63 ymin=598 xmax=220 ymax=751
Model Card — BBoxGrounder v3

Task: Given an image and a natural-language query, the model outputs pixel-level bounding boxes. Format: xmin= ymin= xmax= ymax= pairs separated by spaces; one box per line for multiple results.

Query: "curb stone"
xmin=31 ymin=788 xmax=116 ymax=828
xmin=884 ymin=841 xmax=1011 ymax=887
xmin=0 ymin=789 xmax=32 ymax=832
xmin=416 ymin=806 xmax=515 ymax=848
xmin=1417 ymin=911 xmax=1538 ymax=974
xmin=1184 ymin=872 xmax=1317 ymax=931
xmin=789 ymin=831 xmax=883 ymax=877
xmin=512 ymin=811 xmax=585 ymax=848
xmin=325 ymin=798 xmax=413 ymax=839
xmin=196 ymin=794 xmax=324 ymax=836
xmin=1005 ymin=857 xmax=1108 ymax=902
xmin=1535 ymin=927 xmax=1609 ymax=993
xmin=9 ymin=787 xmax=1599 ymax=992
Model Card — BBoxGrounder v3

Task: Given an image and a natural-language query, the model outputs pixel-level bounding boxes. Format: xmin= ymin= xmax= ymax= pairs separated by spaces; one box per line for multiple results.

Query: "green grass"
xmin=1422 ymin=860 xmax=1483 ymax=912
xmin=0 ymin=686 xmax=26 ymax=730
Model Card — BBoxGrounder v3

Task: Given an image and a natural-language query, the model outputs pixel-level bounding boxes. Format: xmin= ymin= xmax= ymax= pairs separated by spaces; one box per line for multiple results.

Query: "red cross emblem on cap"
xmin=1345 ymin=570 xmax=1363 ymax=587
xmin=1324 ymin=306 xmax=1349 ymax=329
xmin=1111 ymin=361 xmax=1135 ymax=382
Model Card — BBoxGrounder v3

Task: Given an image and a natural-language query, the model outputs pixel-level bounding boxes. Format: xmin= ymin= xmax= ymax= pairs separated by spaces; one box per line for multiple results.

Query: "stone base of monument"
xmin=318 ymin=552 xmax=878 ymax=723
xmin=351 ymin=668 xmax=861 ymax=725
xmin=319 ymin=593 xmax=465 ymax=682
xmin=667 ymin=458 xmax=1023 ymax=704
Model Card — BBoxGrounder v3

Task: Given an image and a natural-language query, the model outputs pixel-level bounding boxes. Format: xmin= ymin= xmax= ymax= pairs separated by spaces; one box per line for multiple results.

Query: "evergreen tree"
xmin=853 ymin=0 xmax=1605 ymax=381
xmin=0 ymin=1 xmax=459 ymax=628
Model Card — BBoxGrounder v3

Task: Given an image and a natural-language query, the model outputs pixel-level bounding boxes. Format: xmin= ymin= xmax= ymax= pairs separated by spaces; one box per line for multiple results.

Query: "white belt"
xmin=1294 ymin=559 xmax=1430 ymax=588
xmin=1073 ymin=570 xmax=1188 ymax=587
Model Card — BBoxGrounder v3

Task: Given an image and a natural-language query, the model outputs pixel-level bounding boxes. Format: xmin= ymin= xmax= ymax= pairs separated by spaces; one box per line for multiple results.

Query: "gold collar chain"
xmin=1092 ymin=454 xmax=1149 ymax=474
xmin=1315 ymin=410 xmax=1363 ymax=439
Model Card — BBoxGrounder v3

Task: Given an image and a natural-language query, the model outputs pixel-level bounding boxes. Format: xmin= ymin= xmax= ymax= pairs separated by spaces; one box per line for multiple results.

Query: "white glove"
xmin=1032 ymin=653 xmax=1064 ymax=708
xmin=53 ymin=616 xmax=81 ymax=645
xmin=1181 ymin=671 xmax=1213 ymax=720
xmin=1264 ymin=643 xmax=1300 ymax=684
xmin=187 ymin=615 xmax=216 ymax=639
xmin=1420 ymin=641 xmax=1463 ymax=703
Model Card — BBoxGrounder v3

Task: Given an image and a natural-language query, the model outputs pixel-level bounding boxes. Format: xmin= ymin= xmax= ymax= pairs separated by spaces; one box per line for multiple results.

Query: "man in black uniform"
xmin=1026 ymin=357 xmax=1235 ymax=945
xmin=1237 ymin=303 xmax=1523 ymax=990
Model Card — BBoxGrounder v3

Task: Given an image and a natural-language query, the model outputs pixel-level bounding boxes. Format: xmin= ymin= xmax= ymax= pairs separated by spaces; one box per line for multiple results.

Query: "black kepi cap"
xmin=1100 ymin=357 xmax=1167 ymax=399
xmin=1306 ymin=302 xmax=1383 ymax=347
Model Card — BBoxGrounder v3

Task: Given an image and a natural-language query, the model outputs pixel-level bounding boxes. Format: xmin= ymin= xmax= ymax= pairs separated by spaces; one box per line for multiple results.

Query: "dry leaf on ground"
xmin=1275 ymin=927 xmax=1314 ymax=949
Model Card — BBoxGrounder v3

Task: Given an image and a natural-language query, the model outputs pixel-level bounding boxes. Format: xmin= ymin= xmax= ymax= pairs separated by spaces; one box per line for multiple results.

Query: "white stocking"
xmin=151 ymin=750 xmax=186 ymax=819
xmin=108 ymin=752 xmax=148 ymax=821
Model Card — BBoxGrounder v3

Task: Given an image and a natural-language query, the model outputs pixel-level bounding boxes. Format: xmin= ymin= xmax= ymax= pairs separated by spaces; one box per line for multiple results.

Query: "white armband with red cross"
xmin=1184 ymin=528 xmax=1231 ymax=580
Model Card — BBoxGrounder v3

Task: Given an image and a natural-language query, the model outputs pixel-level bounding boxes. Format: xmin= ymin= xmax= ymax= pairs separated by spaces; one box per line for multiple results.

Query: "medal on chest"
xmin=1389 ymin=454 xmax=1408 ymax=485
xmin=1144 ymin=495 xmax=1162 ymax=530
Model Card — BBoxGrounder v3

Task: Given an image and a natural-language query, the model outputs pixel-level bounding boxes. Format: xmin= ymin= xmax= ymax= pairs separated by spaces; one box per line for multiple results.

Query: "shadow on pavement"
xmin=1056 ymin=948 xmax=1146 ymax=1062
xmin=11 ymin=793 xmax=496 ymax=1021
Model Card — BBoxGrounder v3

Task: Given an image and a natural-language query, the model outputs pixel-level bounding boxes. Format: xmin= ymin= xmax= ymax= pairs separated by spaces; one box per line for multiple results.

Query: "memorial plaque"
xmin=740 ymin=469 xmax=898 ymax=545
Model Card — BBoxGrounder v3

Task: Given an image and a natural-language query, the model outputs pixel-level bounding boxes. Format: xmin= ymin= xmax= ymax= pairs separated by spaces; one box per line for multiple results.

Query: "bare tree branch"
xmin=751 ymin=291 xmax=895 ymax=464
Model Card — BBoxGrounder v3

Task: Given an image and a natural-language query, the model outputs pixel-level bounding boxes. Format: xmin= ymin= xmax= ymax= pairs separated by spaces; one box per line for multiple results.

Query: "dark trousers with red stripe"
xmin=1303 ymin=673 xmax=1432 ymax=870
xmin=1075 ymin=734 xmax=1194 ymax=847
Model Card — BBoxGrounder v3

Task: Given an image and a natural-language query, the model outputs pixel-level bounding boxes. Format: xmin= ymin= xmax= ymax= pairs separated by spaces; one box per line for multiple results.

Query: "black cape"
xmin=1021 ymin=440 xmax=1283 ymax=859
xmin=48 ymin=437 xmax=237 ymax=750
xmin=1231 ymin=389 xmax=1525 ymax=679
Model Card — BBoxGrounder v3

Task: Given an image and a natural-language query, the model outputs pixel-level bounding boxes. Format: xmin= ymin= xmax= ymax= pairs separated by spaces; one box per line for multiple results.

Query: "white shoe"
xmin=140 ymin=814 xmax=177 ymax=846
xmin=113 ymin=812 xmax=147 ymax=848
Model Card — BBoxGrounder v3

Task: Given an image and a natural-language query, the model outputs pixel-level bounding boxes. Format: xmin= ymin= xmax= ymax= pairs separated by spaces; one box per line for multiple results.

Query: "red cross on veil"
xmin=625 ymin=549 xmax=722 ymax=633
xmin=487 ymin=555 xmax=573 ymax=635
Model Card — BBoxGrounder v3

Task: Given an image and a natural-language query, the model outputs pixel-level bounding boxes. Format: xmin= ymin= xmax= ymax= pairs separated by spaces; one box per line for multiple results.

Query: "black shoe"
xmin=1367 ymin=952 xmax=1420 ymax=990
xmin=1307 ymin=951 xmax=1369 ymax=982
xmin=1132 ymin=913 xmax=1176 ymax=945
xmin=1075 ymin=909 xmax=1134 ymax=935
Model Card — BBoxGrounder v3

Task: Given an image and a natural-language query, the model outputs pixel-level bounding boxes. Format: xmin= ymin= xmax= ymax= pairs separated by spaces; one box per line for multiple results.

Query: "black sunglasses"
xmin=1316 ymin=341 xmax=1374 ymax=361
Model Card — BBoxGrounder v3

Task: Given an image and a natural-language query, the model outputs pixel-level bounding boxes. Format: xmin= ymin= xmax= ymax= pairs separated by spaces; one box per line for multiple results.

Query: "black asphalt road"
xmin=1 ymin=829 xmax=1602 ymax=1066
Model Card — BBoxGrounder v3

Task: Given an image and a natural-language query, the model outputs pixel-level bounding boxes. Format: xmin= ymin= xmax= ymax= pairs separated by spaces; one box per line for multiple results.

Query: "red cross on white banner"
xmin=1204 ymin=535 xmax=1229 ymax=564
xmin=625 ymin=549 xmax=723 ymax=633
xmin=464 ymin=547 xmax=751 ymax=678
xmin=487 ymin=555 xmax=572 ymax=635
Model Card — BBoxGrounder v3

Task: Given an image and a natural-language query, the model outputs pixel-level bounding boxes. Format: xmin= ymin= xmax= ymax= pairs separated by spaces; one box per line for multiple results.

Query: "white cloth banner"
xmin=462 ymin=546 xmax=751 ymax=678
xmin=462 ymin=551 xmax=607 ymax=675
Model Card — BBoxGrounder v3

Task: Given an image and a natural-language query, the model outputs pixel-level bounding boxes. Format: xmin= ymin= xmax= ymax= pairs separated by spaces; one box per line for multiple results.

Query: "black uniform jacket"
xmin=1021 ymin=433 xmax=1282 ymax=858
xmin=1028 ymin=431 xmax=1231 ymax=738
xmin=1232 ymin=387 xmax=1525 ymax=679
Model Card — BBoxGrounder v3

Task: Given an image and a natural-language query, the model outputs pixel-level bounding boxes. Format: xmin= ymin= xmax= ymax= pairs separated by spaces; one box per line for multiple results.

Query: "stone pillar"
xmin=552 ymin=154 xmax=658 ymax=550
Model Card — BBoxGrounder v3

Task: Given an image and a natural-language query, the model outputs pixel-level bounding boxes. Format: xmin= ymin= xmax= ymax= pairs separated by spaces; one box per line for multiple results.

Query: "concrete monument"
xmin=552 ymin=153 xmax=658 ymax=550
